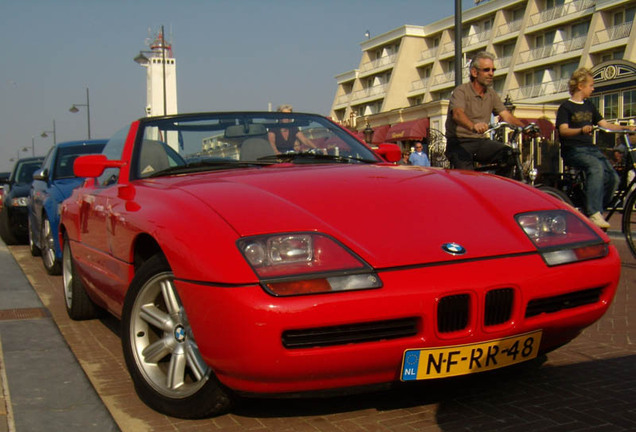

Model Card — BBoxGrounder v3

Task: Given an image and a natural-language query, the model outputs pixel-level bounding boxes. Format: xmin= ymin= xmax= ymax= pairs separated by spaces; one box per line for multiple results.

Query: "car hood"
xmin=162 ymin=165 xmax=565 ymax=268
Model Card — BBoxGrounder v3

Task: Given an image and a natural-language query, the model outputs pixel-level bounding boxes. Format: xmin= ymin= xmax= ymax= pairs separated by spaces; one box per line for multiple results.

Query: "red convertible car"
xmin=60 ymin=112 xmax=620 ymax=418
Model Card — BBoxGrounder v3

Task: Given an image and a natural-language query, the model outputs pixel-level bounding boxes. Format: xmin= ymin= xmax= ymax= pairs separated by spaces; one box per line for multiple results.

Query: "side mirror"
xmin=375 ymin=143 xmax=402 ymax=163
xmin=74 ymin=155 xmax=126 ymax=178
xmin=32 ymin=168 xmax=48 ymax=182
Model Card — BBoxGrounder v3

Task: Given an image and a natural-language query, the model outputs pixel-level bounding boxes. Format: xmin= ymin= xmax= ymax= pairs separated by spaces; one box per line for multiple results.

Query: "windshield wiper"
xmin=147 ymin=160 xmax=264 ymax=177
xmin=257 ymin=151 xmax=375 ymax=164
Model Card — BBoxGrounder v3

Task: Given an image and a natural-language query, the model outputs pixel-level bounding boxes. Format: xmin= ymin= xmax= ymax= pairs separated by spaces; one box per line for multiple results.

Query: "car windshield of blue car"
xmin=135 ymin=113 xmax=380 ymax=178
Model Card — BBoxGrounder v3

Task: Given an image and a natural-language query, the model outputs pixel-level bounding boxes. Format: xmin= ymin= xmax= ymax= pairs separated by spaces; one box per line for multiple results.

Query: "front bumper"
xmin=176 ymin=247 xmax=620 ymax=395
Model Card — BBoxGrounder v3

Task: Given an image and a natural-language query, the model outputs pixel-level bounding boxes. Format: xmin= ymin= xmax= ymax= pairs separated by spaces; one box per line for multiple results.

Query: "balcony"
xmin=409 ymin=77 xmax=431 ymax=94
xmin=352 ymin=84 xmax=388 ymax=102
xmin=518 ymin=35 xmax=587 ymax=64
xmin=509 ymin=77 xmax=569 ymax=100
xmin=592 ymin=21 xmax=632 ymax=45
xmin=528 ymin=0 xmax=595 ymax=27
xmin=495 ymin=19 xmax=523 ymax=38
xmin=494 ymin=55 xmax=513 ymax=70
xmin=462 ymin=30 xmax=491 ymax=48
xmin=417 ymin=46 xmax=438 ymax=63
xmin=359 ymin=53 xmax=397 ymax=76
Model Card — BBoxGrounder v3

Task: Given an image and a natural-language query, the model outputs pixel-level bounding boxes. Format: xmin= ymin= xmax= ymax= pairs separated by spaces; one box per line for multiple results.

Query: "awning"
xmin=371 ymin=124 xmax=391 ymax=144
xmin=385 ymin=118 xmax=430 ymax=142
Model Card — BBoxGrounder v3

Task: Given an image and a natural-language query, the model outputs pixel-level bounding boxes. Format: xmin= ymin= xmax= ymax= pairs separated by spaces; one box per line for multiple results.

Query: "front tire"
xmin=0 ymin=207 xmax=18 ymax=245
xmin=28 ymin=216 xmax=41 ymax=256
xmin=537 ymin=185 xmax=573 ymax=206
xmin=121 ymin=255 xmax=233 ymax=418
xmin=63 ymin=233 xmax=100 ymax=320
xmin=42 ymin=216 xmax=61 ymax=275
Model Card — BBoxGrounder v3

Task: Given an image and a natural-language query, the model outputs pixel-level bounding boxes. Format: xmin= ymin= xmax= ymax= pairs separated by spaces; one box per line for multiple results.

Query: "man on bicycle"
xmin=556 ymin=67 xmax=635 ymax=229
xmin=445 ymin=51 xmax=525 ymax=176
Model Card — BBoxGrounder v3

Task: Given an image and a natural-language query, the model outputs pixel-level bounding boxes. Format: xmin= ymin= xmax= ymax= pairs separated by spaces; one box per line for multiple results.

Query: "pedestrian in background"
xmin=409 ymin=142 xmax=430 ymax=167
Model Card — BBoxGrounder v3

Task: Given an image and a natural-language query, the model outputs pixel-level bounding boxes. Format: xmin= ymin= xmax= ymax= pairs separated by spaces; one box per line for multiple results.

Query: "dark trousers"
xmin=446 ymin=138 xmax=513 ymax=176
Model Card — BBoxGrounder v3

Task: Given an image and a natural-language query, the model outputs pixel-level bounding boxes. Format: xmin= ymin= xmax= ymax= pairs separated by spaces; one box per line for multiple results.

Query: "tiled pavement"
xmin=1 ymin=231 xmax=634 ymax=432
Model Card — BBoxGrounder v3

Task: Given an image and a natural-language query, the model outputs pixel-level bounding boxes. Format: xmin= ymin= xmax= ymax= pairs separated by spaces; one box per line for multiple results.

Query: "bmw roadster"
xmin=59 ymin=111 xmax=620 ymax=418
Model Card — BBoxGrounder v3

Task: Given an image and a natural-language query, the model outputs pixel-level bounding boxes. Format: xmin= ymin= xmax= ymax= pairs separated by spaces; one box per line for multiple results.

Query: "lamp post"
xmin=134 ymin=25 xmax=168 ymax=116
xmin=69 ymin=88 xmax=91 ymax=139
xmin=363 ymin=123 xmax=374 ymax=145
xmin=41 ymin=119 xmax=57 ymax=147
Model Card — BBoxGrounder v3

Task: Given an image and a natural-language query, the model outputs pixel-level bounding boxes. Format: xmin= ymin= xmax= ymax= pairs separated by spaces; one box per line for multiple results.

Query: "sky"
xmin=0 ymin=0 xmax=479 ymax=172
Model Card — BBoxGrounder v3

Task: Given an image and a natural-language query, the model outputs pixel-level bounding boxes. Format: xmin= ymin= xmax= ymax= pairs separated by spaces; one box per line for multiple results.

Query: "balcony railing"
xmin=528 ymin=0 xmax=595 ymax=27
xmin=418 ymin=46 xmax=438 ymax=62
xmin=462 ymin=30 xmax=491 ymax=47
xmin=336 ymin=93 xmax=352 ymax=105
xmin=593 ymin=21 xmax=632 ymax=45
xmin=510 ymin=77 xmax=569 ymax=100
xmin=494 ymin=55 xmax=513 ymax=69
xmin=359 ymin=53 xmax=397 ymax=74
xmin=410 ymin=77 xmax=431 ymax=92
xmin=518 ymin=35 xmax=587 ymax=64
xmin=352 ymin=83 xmax=388 ymax=101
xmin=496 ymin=19 xmax=523 ymax=38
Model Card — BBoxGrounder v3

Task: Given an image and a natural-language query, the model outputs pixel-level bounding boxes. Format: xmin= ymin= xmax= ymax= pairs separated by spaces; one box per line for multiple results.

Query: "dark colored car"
xmin=0 ymin=157 xmax=44 ymax=245
xmin=28 ymin=140 xmax=106 ymax=274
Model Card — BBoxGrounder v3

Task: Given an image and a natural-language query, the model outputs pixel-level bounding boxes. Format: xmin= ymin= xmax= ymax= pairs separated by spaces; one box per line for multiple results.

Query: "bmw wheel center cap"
xmin=174 ymin=325 xmax=186 ymax=343
xmin=442 ymin=242 xmax=466 ymax=255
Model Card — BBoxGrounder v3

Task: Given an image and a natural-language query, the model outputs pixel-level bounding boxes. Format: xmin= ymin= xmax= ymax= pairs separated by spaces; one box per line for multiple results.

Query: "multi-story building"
xmin=330 ymin=0 xmax=636 ymax=164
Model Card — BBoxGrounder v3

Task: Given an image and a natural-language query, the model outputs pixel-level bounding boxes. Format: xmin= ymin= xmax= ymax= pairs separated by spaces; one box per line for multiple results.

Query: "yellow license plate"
xmin=401 ymin=330 xmax=542 ymax=381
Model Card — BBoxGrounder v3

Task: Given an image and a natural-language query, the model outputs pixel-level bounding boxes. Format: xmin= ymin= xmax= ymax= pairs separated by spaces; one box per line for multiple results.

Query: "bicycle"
xmin=474 ymin=121 xmax=571 ymax=202
xmin=556 ymin=125 xmax=636 ymax=257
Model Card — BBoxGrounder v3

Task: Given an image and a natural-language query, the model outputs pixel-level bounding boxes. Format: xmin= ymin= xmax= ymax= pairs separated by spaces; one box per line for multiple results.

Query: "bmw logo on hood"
xmin=442 ymin=242 xmax=466 ymax=255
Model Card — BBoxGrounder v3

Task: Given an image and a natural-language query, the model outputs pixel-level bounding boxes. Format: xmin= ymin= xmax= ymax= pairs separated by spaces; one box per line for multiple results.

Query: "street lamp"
xmin=503 ymin=94 xmax=516 ymax=114
xmin=41 ymin=119 xmax=57 ymax=147
xmin=69 ymin=88 xmax=91 ymax=139
xmin=134 ymin=25 xmax=168 ymax=115
xmin=363 ymin=123 xmax=374 ymax=145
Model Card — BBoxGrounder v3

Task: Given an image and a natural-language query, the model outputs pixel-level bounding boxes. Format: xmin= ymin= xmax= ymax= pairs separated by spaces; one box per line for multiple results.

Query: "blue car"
xmin=0 ymin=157 xmax=45 ymax=245
xmin=28 ymin=139 xmax=106 ymax=274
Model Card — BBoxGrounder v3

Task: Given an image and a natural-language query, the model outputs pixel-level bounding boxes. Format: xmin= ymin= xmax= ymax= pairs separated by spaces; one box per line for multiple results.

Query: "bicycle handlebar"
xmin=485 ymin=121 xmax=540 ymax=135
xmin=592 ymin=125 xmax=635 ymax=135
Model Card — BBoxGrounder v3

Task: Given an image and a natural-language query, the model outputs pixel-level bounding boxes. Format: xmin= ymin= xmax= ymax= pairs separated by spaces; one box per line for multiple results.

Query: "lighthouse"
xmin=134 ymin=26 xmax=178 ymax=117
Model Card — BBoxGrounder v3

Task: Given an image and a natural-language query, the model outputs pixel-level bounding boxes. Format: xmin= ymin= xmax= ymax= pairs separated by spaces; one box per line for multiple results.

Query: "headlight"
xmin=237 ymin=232 xmax=382 ymax=296
xmin=516 ymin=210 xmax=608 ymax=266
xmin=11 ymin=197 xmax=29 ymax=207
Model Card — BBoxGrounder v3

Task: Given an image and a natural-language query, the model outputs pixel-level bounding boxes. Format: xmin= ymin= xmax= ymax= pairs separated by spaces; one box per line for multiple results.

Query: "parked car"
xmin=60 ymin=112 xmax=620 ymax=419
xmin=0 ymin=157 xmax=44 ymax=245
xmin=28 ymin=139 xmax=107 ymax=274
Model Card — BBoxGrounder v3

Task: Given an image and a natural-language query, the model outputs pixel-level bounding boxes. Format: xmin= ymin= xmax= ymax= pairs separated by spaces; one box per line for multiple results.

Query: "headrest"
xmin=225 ymin=124 xmax=267 ymax=138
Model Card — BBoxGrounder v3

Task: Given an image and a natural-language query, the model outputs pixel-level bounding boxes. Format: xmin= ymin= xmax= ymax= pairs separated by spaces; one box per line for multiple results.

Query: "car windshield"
xmin=14 ymin=160 xmax=43 ymax=184
xmin=54 ymin=143 xmax=106 ymax=180
xmin=134 ymin=112 xmax=380 ymax=178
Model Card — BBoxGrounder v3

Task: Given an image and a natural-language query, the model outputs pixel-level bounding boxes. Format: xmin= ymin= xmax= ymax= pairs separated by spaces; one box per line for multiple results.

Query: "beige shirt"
xmin=445 ymin=82 xmax=507 ymax=139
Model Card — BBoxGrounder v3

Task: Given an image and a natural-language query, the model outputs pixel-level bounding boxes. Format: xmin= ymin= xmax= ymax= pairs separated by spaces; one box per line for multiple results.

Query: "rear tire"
xmin=622 ymin=191 xmax=636 ymax=258
xmin=62 ymin=233 xmax=100 ymax=320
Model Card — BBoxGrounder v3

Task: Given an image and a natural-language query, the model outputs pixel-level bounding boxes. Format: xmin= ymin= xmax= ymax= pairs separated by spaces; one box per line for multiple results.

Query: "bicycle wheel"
xmin=621 ymin=191 xmax=636 ymax=258
xmin=536 ymin=185 xmax=574 ymax=206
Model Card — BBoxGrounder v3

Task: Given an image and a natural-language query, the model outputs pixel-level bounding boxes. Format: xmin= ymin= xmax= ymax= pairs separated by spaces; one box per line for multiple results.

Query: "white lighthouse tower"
xmin=134 ymin=26 xmax=178 ymax=117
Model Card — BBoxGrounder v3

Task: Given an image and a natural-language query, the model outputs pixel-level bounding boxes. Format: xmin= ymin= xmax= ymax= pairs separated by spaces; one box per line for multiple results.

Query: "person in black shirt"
xmin=556 ymin=68 xmax=635 ymax=229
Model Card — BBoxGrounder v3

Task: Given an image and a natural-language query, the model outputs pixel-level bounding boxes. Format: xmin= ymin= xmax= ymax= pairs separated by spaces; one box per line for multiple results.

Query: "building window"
xmin=604 ymin=93 xmax=619 ymax=119
xmin=624 ymin=90 xmax=636 ymax=118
